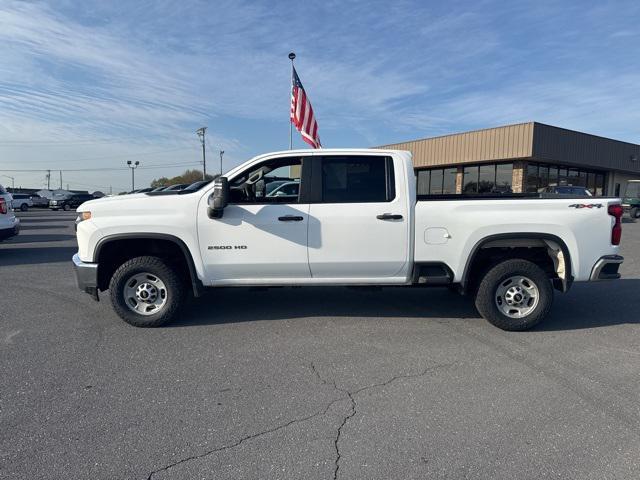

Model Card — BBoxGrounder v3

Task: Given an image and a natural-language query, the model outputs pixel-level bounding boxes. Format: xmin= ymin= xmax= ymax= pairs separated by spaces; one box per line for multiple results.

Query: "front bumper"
xmin=590 ymin=255 xmax=624 ymax=281
xmin=0 ymin=218 xmax=20 ymax=241
xmin=72 ymin=253 xmax=99 ymax=300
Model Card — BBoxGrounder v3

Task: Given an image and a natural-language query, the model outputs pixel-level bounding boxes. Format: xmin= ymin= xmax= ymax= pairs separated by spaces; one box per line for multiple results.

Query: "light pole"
xmin=219 ymin=150 xmax=224 ymax=175
xmin=1 ymin=175 xmax=15 ymax=191
xmin=127 ymin=160 xmax=139 ymax=191
xmin=196 ymin=127 xmax=207 ymax=180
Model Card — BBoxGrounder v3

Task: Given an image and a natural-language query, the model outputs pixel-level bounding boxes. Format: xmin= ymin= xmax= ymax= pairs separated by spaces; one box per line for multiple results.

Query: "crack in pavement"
xmin=146 ymin=361 xmax=455 ymax=480
xmin=146 ymin=395 xmax=343 ymax=480
xmin=311 ymin=361 xmax=456 ymax=480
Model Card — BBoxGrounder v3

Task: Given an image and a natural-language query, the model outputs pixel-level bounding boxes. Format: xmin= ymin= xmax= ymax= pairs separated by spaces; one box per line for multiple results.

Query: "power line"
xmin=4 ymin=147 xmax=195 ymax=166
xmin=0 ymin=162 xmax=200 ymax=173
xmin=0 ymin=133 xmax=193 ymax=146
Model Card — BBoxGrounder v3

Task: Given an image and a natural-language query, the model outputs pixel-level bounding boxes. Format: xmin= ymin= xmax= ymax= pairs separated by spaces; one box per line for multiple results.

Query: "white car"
xmin=73 ymin=149 xmax=624 ymax=331
xmin=266 ymin=180 xmax=300 ymax=198
xmin=0 ymin=185 xmax=20 ymax=242
xmin=11 ymin=193 xmax=34 ymax=212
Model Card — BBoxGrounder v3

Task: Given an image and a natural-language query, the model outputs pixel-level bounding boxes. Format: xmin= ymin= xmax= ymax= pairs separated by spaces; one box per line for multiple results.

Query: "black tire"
xmin=474 ymin=259 xmax=553 ymax=331
xmin=20 ymin=203 xmax=28 ymax=212
xmin=109 ymin=256 xmax=185 ymax=327
xmin=63 ymin=204 xmax=70 ymax=211
xmin=631 ymin=207 xmax=640 ymax=219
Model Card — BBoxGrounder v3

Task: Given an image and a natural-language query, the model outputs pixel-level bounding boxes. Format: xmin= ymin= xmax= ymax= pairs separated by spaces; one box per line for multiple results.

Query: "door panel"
xmin=198 ymin=203 xmax=310 ymax=282
xmin=307 ymin=155 xmax=409 ymax=279
xmin=308 ymin=201 xmax=408 ymax=278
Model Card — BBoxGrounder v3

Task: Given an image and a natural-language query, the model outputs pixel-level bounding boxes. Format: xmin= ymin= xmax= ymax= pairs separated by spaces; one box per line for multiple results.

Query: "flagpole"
xmin=288 ymin=52 xmax=296 ymax=150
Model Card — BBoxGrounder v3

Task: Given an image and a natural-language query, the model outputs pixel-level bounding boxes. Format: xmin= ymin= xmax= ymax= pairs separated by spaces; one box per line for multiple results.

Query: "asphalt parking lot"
xmin=1 ymin=210 xmax=639 ymax=480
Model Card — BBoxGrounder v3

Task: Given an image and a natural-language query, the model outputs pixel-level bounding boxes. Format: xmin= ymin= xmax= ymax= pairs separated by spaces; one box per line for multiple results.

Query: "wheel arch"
xmin=460 ymin=233 xmax=574 ymax=294
xmin=94 ymin=233 xmax=203 ymax=297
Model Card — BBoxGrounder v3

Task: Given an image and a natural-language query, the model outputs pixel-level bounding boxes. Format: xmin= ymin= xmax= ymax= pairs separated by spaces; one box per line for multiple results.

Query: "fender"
xmin=93 ymin=233 xmax=204 ymax=297
xmin=460 ymin=233 xmax=574 ymax=293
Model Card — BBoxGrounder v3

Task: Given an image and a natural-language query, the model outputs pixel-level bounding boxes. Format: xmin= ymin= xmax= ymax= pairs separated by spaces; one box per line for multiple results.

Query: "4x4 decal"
xmin=568 ymin=203 xmax=603 ymax=209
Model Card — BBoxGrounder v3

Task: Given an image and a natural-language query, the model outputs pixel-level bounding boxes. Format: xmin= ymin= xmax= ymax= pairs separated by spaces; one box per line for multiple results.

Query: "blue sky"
xmin=0 ymin=0 xmax=639 ymax=192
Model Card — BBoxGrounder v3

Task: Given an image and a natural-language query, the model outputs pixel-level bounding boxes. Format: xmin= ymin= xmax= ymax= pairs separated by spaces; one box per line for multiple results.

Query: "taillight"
xmin=608 ymin=204 xmax=623 ymax=245
xmin=0 ymin=198 xmax=6 ymax=214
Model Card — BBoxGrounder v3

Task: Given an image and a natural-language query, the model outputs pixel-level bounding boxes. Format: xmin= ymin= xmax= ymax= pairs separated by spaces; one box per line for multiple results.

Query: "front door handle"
xmin=278 ymin=215 xmax=304 ymax=222
xmin=376 ymin=213 xmax=403 ymax=220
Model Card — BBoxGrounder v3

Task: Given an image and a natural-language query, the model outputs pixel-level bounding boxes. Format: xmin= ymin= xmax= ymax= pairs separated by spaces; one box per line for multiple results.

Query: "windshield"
xmin=625 ymin=182 xmax=640 ymax=198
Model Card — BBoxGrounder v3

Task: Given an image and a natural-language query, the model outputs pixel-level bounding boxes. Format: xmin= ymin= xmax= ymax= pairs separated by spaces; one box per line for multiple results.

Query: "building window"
xmin=442 ymin=168 xmax=457 ymax=194
xmin=429 ymin=169 xmax=444 ymax=194
xmin=478 ymin=165 xmax=495 ymax=193
xmin=463 ymin=166 xmax=478 ymax=193
xmin=495 ymin=164 xmax=513 ymax=192
xmin=463 ymin=163 xmax=513 ymax=194
xmin=526 ymin=162 xmax=607 ymax=195
xmin=416 ymin=167 xmax=457 ymax=194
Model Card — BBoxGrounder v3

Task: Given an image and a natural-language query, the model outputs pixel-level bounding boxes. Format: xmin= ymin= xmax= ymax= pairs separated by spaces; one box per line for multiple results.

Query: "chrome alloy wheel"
xmin=123 ymin=273 xmax=168 ymax=316
xmin=495 ymin=275 xmax=540 ymax=318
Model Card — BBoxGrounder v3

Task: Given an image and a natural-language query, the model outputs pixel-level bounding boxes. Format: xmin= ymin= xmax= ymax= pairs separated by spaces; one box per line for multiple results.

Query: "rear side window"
xmin=321 ymin=156 xmax=395 ymax=203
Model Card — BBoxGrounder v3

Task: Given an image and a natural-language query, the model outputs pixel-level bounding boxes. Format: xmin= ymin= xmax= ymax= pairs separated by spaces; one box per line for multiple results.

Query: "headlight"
xmin=75 ymin=211 xmax=91 ymax=224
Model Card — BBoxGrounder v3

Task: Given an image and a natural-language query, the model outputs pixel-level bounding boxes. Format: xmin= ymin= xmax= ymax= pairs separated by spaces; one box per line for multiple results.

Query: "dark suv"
xmin=49 ymin=193 xmax=94 ymax=211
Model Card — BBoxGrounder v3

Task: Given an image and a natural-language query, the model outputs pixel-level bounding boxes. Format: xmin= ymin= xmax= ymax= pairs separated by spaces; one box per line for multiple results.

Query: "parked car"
xmin=622 ymin=180 xmax=640 ymax=219
xmin=10 ymin=193 xmax=34 ymax=211
xmin=266 ymin=180 xmax=300 ymax=199
xmin=162 ymin=183 xmax=190 ymax=192
xmin=50 ymin=193 xmax=94 ymax=211
xmin=541 ymin=186 xmax=592 ymax=196
xmin=0 ymin=185 xmax=20 ymax=241
xmin=73 ymin=149 xmax=624 ymax=332
xmin=29 ymin=194 xmax=50 ymax=208
xmin=183 ymin=180 xmax=212 ymax=192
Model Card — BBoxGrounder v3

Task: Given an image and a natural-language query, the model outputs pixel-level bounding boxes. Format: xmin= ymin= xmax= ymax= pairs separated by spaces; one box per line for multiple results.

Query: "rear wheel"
xmin=63 ymin=204 xmax=71 ymax=211
xmin=109 ymin=256 xmax=185 ymax=327
xmin=631 ymin=207 xmax=640 ymax=219
xmin=20 ymin=203 xmax=28 ymax=212
xmin=474 ymin=259 xmax=553 ymax=331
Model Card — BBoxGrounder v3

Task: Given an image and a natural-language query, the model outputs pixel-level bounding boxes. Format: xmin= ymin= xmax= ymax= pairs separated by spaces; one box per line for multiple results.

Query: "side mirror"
xmin=208 ymin=177 xmax=229 ymax=219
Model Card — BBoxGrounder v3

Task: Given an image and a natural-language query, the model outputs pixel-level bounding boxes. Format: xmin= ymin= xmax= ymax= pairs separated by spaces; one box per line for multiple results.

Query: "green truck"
xmin=623 ymin=180 xmax=640 ymax=219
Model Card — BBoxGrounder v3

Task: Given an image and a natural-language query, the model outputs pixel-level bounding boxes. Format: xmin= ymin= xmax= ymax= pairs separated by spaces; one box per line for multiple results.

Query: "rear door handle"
xmin=376 ymin=213 xmax=403 ymax=220
xmin=278 ymin=215 xmax=304 ymax=222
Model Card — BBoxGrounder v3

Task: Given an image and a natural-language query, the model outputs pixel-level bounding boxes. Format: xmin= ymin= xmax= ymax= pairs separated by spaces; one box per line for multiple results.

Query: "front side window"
xmin=321 ymin=156 xmax=394 ymax=203
xmin=230 ymin=157 xmax=302 ymax=204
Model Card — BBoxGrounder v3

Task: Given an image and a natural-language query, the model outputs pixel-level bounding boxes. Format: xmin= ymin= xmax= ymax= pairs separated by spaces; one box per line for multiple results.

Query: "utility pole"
xmin=59 ymin=170 xmax=63 ymax=190
xmin=46 ymin=170 xmax=51 ymax=190
xmin=196 ymin=127 xmax=207 ymax=180
xmin=127 ymin=160 xmax=140 ymax=191
xmin=219 ymin=150 xmax=224 ymax=175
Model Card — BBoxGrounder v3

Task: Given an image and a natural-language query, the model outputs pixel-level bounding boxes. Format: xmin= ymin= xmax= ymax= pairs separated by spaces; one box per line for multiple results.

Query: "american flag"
xmin=290 ymin=66 xmax=321 ymax=149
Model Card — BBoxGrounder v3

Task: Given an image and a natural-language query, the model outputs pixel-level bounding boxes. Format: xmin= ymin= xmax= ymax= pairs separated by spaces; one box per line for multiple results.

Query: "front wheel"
xmin=630 ymin=207 xmax=640 ymax=219
xmin=474 ymin=259 xmax=553 ymax=331
xmin=20 ymin=204 xmax=28 ymax=212
xmin=63 ymin=204 xmax=71 ymax=211
xmin=109 ymin=256 xmax=185 ymax=327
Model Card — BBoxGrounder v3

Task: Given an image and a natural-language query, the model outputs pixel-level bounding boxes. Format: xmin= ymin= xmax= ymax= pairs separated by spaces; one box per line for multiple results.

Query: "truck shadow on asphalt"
xmin=0 ymin=246 xmax=76 ymax=266
xmin=169 ymin=280 xmax=640 ymax=332
xmin=5 ymin=234 xmax=75 ymax=243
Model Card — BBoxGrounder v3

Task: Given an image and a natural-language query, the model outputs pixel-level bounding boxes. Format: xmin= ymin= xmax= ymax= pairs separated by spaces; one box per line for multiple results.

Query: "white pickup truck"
xmin=73 ymin=149 xmax=624 ymax=331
